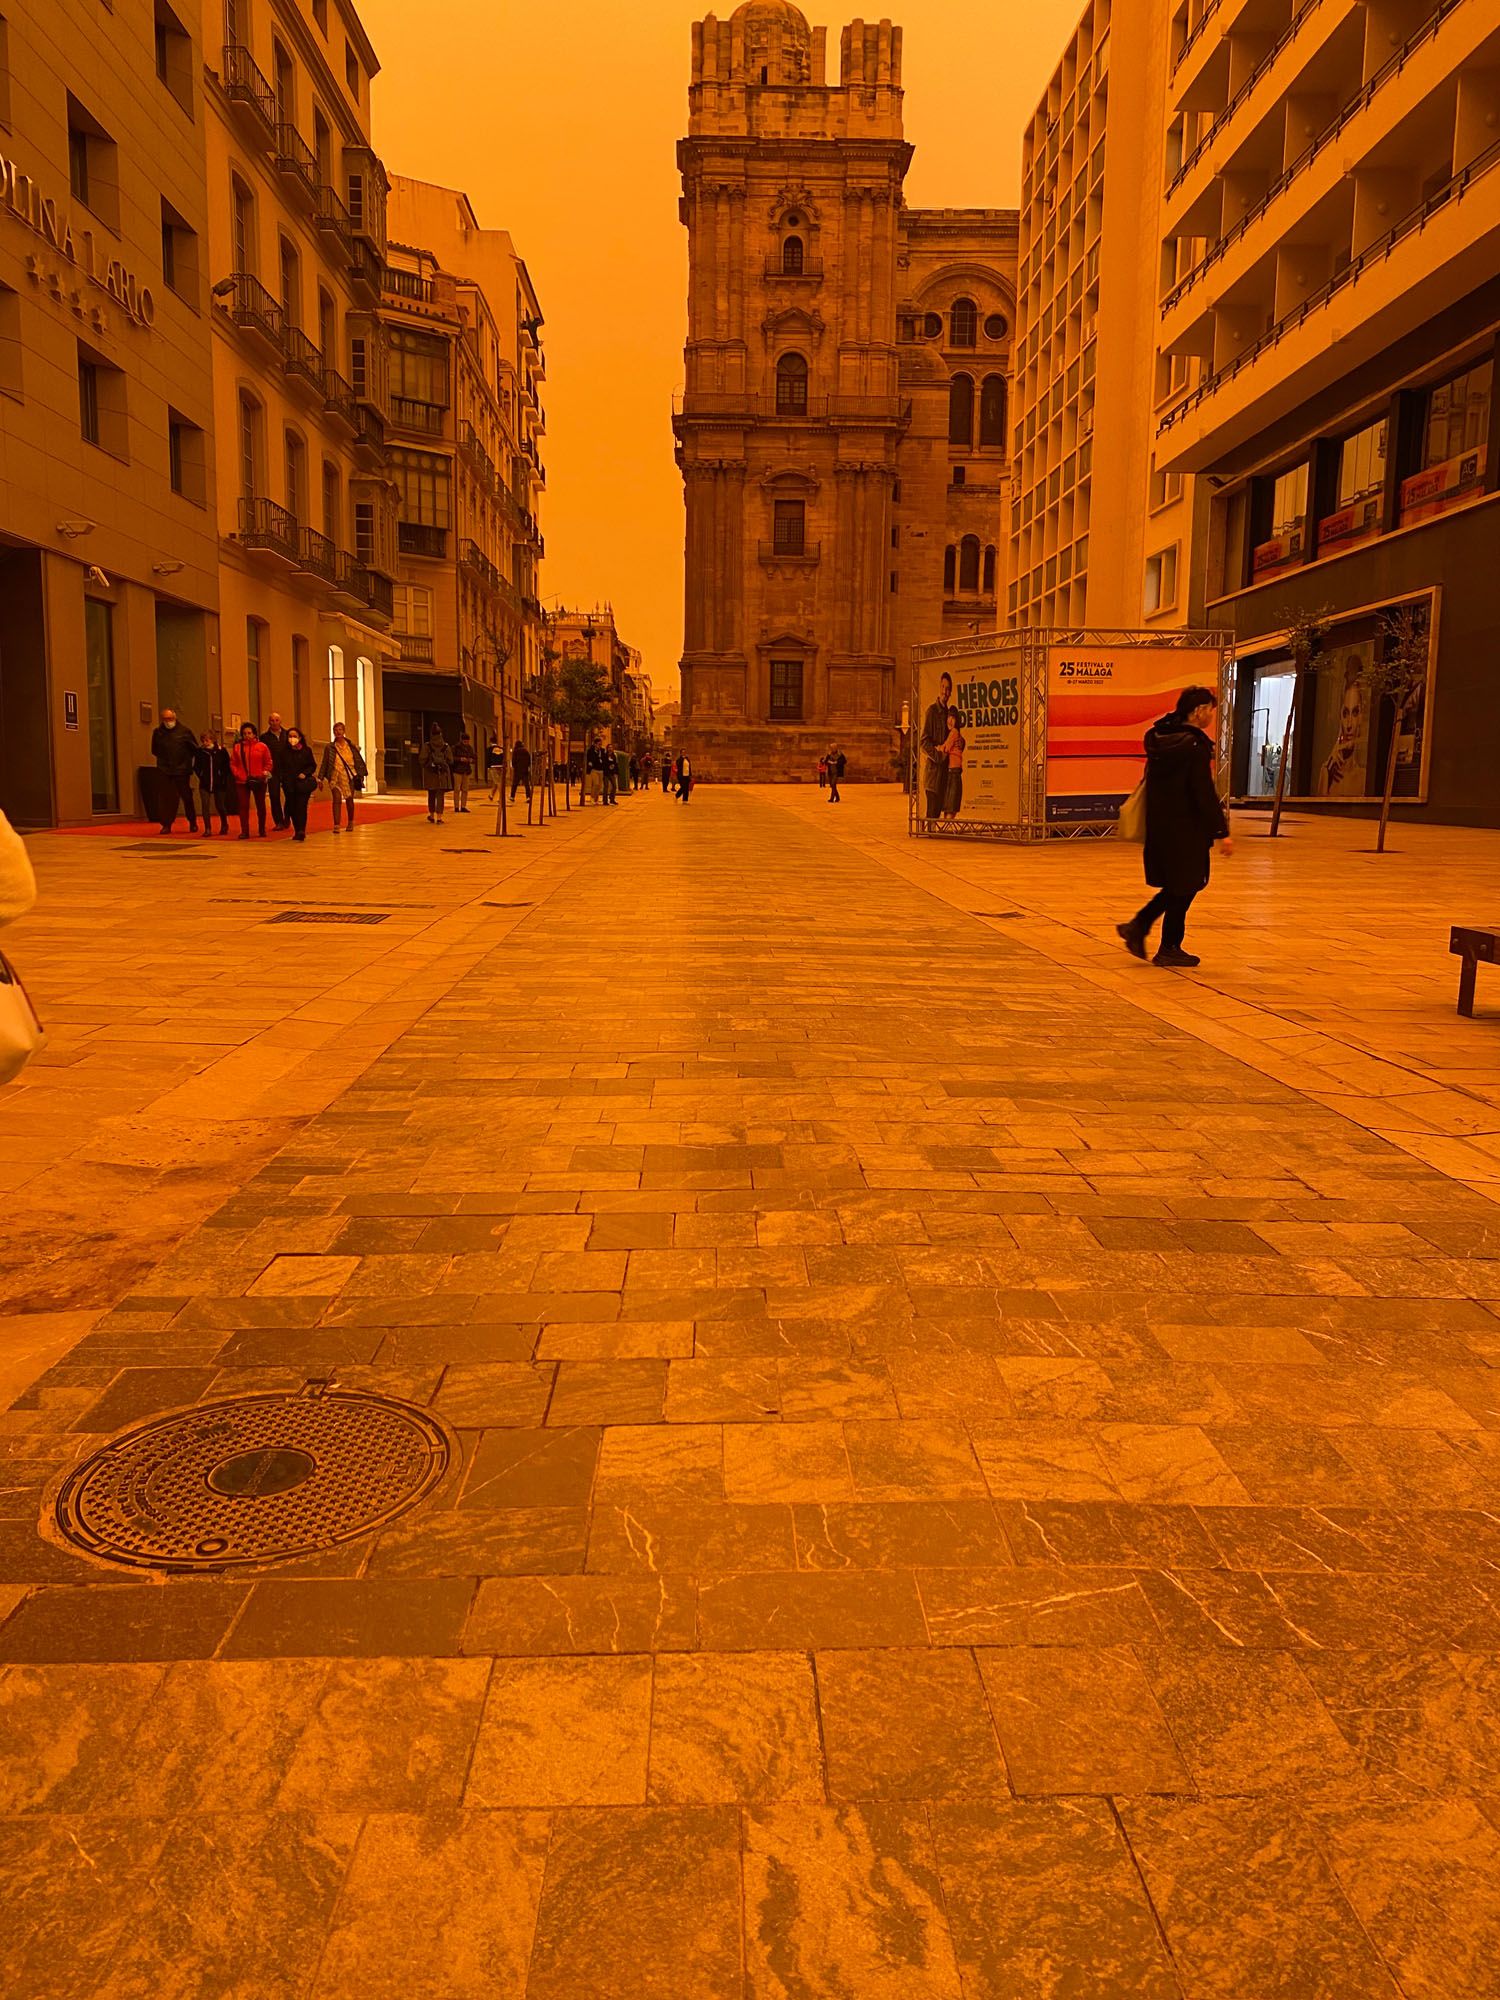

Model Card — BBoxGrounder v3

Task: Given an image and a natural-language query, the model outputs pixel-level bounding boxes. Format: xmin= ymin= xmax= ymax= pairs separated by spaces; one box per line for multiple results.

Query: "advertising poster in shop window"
xmin=1046 ymin=644 xmax=1223 ymax=825
xmin=915 ymin=652 xmax=1024 ymax=827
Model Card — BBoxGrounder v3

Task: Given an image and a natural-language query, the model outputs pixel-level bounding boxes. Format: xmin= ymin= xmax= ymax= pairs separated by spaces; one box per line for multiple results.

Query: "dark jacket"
xmin=283 ymin=740 xmax=318 ymax=793
xmin=319 ymin=737 xmax=367 ymax=785
xmin=587 ymin=744 xmax=606 ymax=773
xmin=832 ymin=752 xmax=847 ymax=779
xmin=422 ymin=736 xmax=452 ymax=786
xmin=260 ymin=725 xmax=290 ymax=774
xmin=451 ymin=738 xmax=476 ymax=776
xmin=1143 ymin=713 xmax=1230 ymax=896
xmin=193 ymin=743 xmax=233 ymax=797
xmin=151 ymin=720 xmax=198 ymax=775
xmin=511 ymin=742 xmax=532 ymax=776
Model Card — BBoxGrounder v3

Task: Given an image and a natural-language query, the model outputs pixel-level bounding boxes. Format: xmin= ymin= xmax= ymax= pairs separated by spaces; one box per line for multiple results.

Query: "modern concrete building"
xmin=1153 ymin=0 xmax=1500 ymax=823
xmin=379 ymin=180 xmax=547 ymax=790
xmin=673 ymin=2 xmax=1017 ymax=782
xmin=0 ymin=0 xmax=219 ymax=826
xmin=1011 ymin=0 xmax=1201 ymax=633
xmin=206 ymin=0 xmax=399 ymax=772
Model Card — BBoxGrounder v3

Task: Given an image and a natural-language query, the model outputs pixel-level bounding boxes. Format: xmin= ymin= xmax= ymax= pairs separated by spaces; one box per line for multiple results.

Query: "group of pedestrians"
xmin=816 ymin=747 xmax=847 ymax=803
xmin=150 ymin=711 xmax=368 ymax=842
xmin=658 ymin=752 xmax=693 ymax=802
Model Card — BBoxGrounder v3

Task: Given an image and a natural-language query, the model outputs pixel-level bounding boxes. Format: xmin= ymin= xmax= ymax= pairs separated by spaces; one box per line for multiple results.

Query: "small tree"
xmin=1364 ymin=603 xmax=1430 ymax=854
xmin=532 ymin=653 xmax=565 ymax=814
xmin=1268 ymin=602 xmax=1333 ymax=838
xmin=556 ymin=655 xmax=612 ymax=804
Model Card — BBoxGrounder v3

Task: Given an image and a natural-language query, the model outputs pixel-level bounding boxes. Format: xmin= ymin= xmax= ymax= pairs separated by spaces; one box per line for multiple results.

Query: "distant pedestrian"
xmin=940 ymin=708 xmax=965 ymax=818
xmin=661 ymin=755 xmax=672 ymax=794
xmin=260 ymin=712 xmax=291 ymax=829
xmin=231 ymin=723 xmax=272 ymax=839
xmin=319 ymin=720 xmax=366 ymax=833
xmin=150 ymin=707 xmax=199 ymax=833
xmin=193 ymin=730 xmax=234 ymax=837
xmin=510 ymin=737 xmax=533 ymax=804
xmin=451 ymin=730 xmax=476 ymax=813
xmin=422 ymin=726 xmax=452 ymax=823
xmin=817 ymin=754 xmax=828 ymax=789
xmin=486 ymin=738 xmax=504 ymax=798
xmin=677 ymin=752 xmax=693 ymax=802
xmin=827 ymin=746 xmax=845 ymax=804
xmin=1117 ymin=685 xmax=1232 ymax=970
xmin=602 ymin=744 xmax=618 ymax=806
xmin=282 ymin=727 xmax=317 ymax=842
xmin=628 ymin=755 xmax=640 ymax=790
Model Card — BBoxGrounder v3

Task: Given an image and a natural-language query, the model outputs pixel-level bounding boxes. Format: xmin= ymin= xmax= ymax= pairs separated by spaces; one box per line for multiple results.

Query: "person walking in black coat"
xmin=260 ymin=712 xmax=291 ymax=829
xmin=281 ymin=727 xmax=318 ymax=842
xmin=1117 ymin=685 xmax=1232 ymax=969
xmin=827 ymin=746 xmax=846 ymax=804
xmin=151 ymin=708 xmax=199 ymax=833
xmin=192 ymin=731 xmax=234 ymax=837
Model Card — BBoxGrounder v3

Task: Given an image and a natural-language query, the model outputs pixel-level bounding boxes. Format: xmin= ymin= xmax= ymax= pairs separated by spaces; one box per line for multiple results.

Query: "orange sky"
xmin=358 ymin=1 xmax=1082 ymax=699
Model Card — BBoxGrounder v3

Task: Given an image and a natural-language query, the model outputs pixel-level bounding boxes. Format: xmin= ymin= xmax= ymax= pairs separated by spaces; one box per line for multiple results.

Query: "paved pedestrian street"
xmin=3 ymin=788 xmax=1500 ymax=2000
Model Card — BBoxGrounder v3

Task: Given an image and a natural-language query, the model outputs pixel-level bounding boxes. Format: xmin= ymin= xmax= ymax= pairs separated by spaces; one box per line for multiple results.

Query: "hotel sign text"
xmin=1 ymin=154 xmax=155 ymax=330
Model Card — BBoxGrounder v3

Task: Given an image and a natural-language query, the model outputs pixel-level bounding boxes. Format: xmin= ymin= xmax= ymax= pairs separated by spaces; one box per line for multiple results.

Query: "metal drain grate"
xmin=265 ymin=910 xmax=390 ymax=926
xmin=484 ymin=901 xmax=533 ymax=908
xmin=51 ymin=1387 xmax=452 ymax=1573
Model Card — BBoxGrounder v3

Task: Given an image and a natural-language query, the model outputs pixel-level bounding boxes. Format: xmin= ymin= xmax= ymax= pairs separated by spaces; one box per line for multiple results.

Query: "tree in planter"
xmin=1363 ymin=602 xmax=1431 ymax=854
xmin=1268 ymin=602 xmax=1333 ymax=838
xmin=556 ymin=654 xmax=612 ymax=805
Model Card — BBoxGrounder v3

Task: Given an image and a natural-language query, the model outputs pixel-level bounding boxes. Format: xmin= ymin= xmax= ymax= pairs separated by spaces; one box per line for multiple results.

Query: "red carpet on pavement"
xmin=51 ymin=796 xmax=431 ymax=839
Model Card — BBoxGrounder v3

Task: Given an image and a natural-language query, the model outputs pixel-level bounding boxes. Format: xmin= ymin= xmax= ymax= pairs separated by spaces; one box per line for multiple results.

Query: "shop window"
xmin=949 ymin=373 xmax=975 ymax=447
xmin=77 ymin=341 xmax=127 ymax=457
xmin=775 ymin=352 xmax=809 ymax=416
xmin=1144 ymin=544 xmax=1178 ymax=614
xmin=769 ymin=659 xmax=804 ymax=720
xmin=951 ymin=297 xmax=978 ymax=348
xmin=772 ymin=499 xmax=806 ymax=554
xmin=168 ymin=409 xmax=206 ymax=504
xmin=1400 ymin=360 xmax=1492 ymax=525
xmin=1318 ymin=416 xmax=1387 ymax=552
xmin=153 ymin=0 xmax=192 ymax=114
xmin=979 ymin=375 xmax=1006 ymax=446
xmin=1252 ymin=461 xmax=1308 ymax=578
xmin=959 ymin=536 xmax=981 ymax=591
xmin=782 ymin=235 xmax=804 ymax=274
xmin=160 ymin=199 xmax=199 ymax=303
xmin=67 ymin=93 xmax=119 ymax=229
xmin=943 ymin=545 xmax=957 ymax=592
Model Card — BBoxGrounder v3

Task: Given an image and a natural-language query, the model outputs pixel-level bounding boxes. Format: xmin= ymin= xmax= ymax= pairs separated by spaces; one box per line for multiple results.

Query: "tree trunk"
xmin=1268 ymin=670 xmax=1303 ymax=838
xmin=1376 ymin=699 xmax=1403 ymax=854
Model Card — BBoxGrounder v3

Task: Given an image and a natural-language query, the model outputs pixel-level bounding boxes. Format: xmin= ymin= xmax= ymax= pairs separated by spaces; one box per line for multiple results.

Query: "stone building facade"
xmin=673 ymin=1 xmax=1017 ymax=782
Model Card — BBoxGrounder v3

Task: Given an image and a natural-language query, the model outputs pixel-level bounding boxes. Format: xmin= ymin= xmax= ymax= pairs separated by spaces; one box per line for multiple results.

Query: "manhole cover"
xmin=265 ymin=910 xmax=390 ymax=925
xmin=51 ymin=1388 xmax=452 ymax=1573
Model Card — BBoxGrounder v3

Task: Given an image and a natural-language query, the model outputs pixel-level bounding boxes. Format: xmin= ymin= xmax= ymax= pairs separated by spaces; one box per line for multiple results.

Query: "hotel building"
xmin=1154 ymin=0 xmax=1500 ymax=822
xmin=379 ymin=176 xmax=547 ymax=788
xmin=0 ymin=0 xmax=218 ymax=827
xmin=206 ymin=0 xmax=398 ymax=774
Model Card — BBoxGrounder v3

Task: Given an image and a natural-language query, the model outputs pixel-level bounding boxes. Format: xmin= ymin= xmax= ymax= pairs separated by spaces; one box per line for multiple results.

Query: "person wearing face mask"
xmin=1117 ymin=685 xmax=1233 ymax=969
xmin=281 ymin=726 xmax=318 ymax=842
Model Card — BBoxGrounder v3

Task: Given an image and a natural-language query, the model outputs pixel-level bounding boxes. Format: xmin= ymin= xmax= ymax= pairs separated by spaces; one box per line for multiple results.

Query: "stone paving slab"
xmin=2 ymin=787 xmax=1500 ymax=1994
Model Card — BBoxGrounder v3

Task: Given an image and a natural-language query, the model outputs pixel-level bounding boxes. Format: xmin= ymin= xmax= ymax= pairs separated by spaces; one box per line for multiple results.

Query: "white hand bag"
xmin=1116 ymin=777 xmax=1147 ymax=843
xmin=0 ymin=950 xmax=43 ymax=1083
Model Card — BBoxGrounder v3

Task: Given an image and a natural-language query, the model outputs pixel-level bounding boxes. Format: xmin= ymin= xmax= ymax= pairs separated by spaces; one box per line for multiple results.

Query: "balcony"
xmin=237 ymin=496 xmax=299 ymax=564
xmin=672 ymin=390 xmax=911 ymax=427
xmin=396 ymin=631 xmax=434 ymax=663
xmin=283 ymin=326 xmax=324 ymax=396
xmin=389 ymin=395 xmax=448 ymax=438
xmin=460 ymin=539 xmax=523 ymax=616
xmin=322 ymin=367 xmax=358 ymax=433
xmin=459 ymin=421 xmax=499 ymax=492
xmin=759 ymin=540 xmax=821 ymax=565
xmin=384 ymin=266 xmax=435 ymax=304
xmin=298 ymin=524 xmax=339 ymax=584
xmin=220 ymin=45 xmax=276 ymax=142
xmin=364 ymin=569 xmax=394 ymax=621
xmin=314 ymin=182 xmax=352 ymax=249
xmin=274 ymin=123 xmax=319 ymax=206
xmin=353 ymin=404 xmax=385 ymax=466
xmin=399 ymin=522 xmax=447 ymax=559
xmin=216 ymin=273 xmax=284 ymax=356
xmin=348 ymin=239 xmax=382 ymax=302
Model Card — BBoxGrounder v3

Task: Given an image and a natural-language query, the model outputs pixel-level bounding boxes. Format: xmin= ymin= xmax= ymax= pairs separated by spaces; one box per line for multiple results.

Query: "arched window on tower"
xmin=943 ymin=545 xmax=957 ymax=593
xmin=951 ymin=297 xmax=978 ymax=348
xmin=983 ymin=545 xmax=997 ymax=594
xmin=980 ymin=375 xmax=1007 ymax=447
xmin=949 ymin=373 xmax=974 ymax=448
xmin=782 ymin=235 xmax=804 ymax=274
xmin=775 ymin=351 xmax=809 ymax=416
xmin=959 ymin=536 xmax=981 ymax=592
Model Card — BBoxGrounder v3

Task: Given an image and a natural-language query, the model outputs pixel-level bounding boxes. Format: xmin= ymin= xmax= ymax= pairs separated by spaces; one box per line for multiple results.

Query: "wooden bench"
xmin=1450 ymin=927 xmax=1499 ymax=1017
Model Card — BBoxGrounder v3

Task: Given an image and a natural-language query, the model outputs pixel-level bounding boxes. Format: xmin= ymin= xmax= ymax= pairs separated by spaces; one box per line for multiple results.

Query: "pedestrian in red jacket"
xmin=231 ymin=723 xmax=273 ymax=839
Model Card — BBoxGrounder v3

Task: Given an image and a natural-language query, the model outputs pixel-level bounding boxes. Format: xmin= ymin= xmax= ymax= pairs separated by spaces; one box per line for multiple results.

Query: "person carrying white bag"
xmin=0 ymin=810 xmax=41 ymax=1083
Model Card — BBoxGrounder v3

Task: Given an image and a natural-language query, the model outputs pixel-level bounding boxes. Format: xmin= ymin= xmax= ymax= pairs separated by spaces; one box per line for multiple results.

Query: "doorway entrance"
xmin=1247 ymin=666 xmax=1295 ymax=799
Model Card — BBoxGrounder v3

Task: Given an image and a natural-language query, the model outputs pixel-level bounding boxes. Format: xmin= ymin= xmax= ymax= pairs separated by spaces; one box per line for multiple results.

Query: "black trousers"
xmin=1133 ymin=888 xmax=1198 ymax=952
xmin=267 ymin=773 xmax=288 ymax=827
xmin=287 ymin=785 xmax=311 ymax=840
xmin=236 ymin=780 xmax=268 ymax=836
xmin=828 ymin=774 xmax=841 ymax=801
xmin=160 ymin=773 xmax=197 ymax=829
xmin=511 ymin=771 xmax=532 ymax=802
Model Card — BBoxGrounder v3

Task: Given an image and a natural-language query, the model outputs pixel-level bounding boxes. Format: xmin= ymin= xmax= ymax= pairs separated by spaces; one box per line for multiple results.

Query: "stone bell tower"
xmin=673 ymin=4 xmax=912 ymax=781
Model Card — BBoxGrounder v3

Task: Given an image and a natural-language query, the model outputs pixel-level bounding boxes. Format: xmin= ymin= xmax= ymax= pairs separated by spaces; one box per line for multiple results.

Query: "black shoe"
xmin=1154 ymin=946 xmax=1200 ymax=968
xmin=1117 ymin=921 xmax=1147 ymax=961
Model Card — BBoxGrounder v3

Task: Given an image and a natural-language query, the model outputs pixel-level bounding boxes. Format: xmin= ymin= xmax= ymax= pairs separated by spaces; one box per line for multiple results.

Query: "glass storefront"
xmin=84 ymin=598 xmax=118 ymax=814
